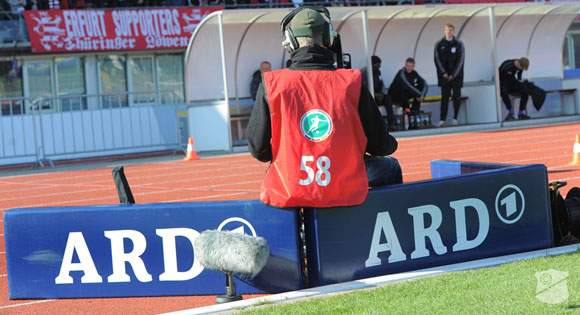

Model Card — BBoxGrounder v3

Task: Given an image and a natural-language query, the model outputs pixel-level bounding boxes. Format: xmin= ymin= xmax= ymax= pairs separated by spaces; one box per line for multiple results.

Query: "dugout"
xmin=184 ymin=3 xmax=580 ymax=152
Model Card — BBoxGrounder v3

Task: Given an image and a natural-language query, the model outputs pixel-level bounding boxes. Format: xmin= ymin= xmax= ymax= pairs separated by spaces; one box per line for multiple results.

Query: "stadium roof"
xmin=185 ymin=3 xmax=580 ymax=104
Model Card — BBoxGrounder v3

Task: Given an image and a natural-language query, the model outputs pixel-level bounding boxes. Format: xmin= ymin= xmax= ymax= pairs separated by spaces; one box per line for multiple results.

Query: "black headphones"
xmin=280 ymin=6 xmax=337 ymax=53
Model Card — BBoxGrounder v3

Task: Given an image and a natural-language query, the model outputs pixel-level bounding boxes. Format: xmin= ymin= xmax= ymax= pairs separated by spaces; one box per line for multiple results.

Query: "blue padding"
xmin=4 ymin=200 xmax=303 ymax=299
xmin=564 ymin=69 xmax=580 ymax=79
xmin=306 ymin=164 xmax=553 ymax=287
xmin=430 ymin=159 xmax=517 ymax=178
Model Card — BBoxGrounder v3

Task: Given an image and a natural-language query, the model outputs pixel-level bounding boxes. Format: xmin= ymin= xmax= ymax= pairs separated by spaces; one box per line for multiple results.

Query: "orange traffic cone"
xmin=570 ymin=135 xmax=580 ymax=166
xmin=183 ymin=137 xmax=200 ymax=161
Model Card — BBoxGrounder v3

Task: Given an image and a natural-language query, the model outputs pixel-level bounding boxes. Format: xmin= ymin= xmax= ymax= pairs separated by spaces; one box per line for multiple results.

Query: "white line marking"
xmin=0 ymin=299 xmax=54 ymax=310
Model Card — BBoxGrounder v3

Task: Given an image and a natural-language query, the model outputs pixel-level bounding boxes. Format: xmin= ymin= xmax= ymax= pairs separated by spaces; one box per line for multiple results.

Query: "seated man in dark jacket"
xmin=499 ymin=57 xmax=530 ymax=121
xmin=250 ymin=61 xmax=271 ymax=101
xmin=387 ymin=57 xmax=428 ymax=113
xmin=361 ymin=55 xmax=398 ymax=131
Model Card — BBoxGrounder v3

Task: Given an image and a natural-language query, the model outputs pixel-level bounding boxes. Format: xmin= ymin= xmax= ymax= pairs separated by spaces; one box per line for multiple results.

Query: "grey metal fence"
xmin=0 ymin=97 xmax=39 ymax=166
xmin=0 ymin=90 xmax=184 ymax=168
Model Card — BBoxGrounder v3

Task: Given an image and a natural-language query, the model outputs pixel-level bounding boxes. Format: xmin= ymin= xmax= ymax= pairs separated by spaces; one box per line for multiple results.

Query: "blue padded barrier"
xmin=305 ymin=163 xmax=553 ymax=287
xmin=430 ymin=159 xmax=517 ymax=178
xmin=4 ymin=200 xmax=303 ymax=299
xmin=564 ymin=69 xmax=580 ymax=79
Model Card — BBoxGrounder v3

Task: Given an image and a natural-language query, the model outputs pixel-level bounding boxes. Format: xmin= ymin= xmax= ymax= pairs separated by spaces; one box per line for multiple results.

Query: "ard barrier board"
xmin=305 ymin=163 xmax=553 ymax=287
xmin=4 ymin=200 xmax=303 ymax=299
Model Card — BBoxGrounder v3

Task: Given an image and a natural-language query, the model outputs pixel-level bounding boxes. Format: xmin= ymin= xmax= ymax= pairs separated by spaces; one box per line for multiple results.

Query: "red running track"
xmin=0 ymin=123 xmax=579 ymax=314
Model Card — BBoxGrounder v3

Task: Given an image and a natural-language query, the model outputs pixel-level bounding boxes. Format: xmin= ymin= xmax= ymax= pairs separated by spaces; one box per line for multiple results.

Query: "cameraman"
xmin=246 ymin=7 xmax=402 ymax=208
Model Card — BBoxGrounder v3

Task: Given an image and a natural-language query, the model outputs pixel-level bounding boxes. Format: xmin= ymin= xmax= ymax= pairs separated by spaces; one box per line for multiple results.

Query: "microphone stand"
xmin=215 ymin=271 xmax=242 ymax=304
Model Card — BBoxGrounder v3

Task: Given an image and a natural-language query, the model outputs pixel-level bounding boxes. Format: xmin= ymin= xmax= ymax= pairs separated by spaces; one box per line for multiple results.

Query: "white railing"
xmin=0 ymin=90 xmax=184 ymax=168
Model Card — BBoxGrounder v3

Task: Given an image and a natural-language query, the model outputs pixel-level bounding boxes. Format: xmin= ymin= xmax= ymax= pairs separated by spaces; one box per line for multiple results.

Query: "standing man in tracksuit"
xmin=387 ymin=57 xmax=428 ymax=113
xmin=246 ymin=7 xmax=402 ymax=209
xmin=434 ymin=23 xmax=465 ymax=127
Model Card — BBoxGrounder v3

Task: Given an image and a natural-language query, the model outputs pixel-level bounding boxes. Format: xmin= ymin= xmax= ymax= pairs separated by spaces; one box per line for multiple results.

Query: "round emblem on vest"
xmin=300 ymin=109 xmax=333 ymax=142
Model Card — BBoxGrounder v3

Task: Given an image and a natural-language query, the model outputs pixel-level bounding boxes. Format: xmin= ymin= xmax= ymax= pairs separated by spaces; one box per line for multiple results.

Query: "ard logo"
xmin=300 ymin=109 xmax=332 ymax=142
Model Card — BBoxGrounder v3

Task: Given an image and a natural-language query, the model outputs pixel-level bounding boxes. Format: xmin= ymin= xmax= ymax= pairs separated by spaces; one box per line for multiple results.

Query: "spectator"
xmin=291 ymin=0 xmax=302 ymax=8
xmin=387 ymin=57 xmax=428 ymax=114
xmin=246 ymin=7 xmax=402 ymax=208
xmin=167 ymin=0 xmax=185 ymax=5
xmin=28 ymin=0 xmax=38 ymax=9
xmin=48 ymin=0 xmax=60 ymax=9
xmin=8 ymin=0 xmax=26 ymax=13
xmin=434 ymin=23 xmax=464 ymax=127
xmin=499 ymin=57 xmax=530 ymax=121
xmin=361 ymin=55 xmax=397 ymax=131
xmin=250 ymin=60 xmax=270 ymax=101
xmin=16 ymin=2 xmax=25 ymax=13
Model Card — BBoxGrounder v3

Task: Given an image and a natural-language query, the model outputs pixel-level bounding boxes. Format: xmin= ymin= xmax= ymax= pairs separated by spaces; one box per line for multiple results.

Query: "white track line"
xmin=22 ymin=163 xmax=265 ymax=184
xmin=163 ymin=191 xmax=254 ymax=203
xmin=398 ymin=137 xmax=572 ymax=155
xmin=0 ymin=187 xmax=112 ymax=202
xmin=0 ymin=299 xmax=54 ymax=310
xmin=161 ymin=244 xmax=580 ymax=315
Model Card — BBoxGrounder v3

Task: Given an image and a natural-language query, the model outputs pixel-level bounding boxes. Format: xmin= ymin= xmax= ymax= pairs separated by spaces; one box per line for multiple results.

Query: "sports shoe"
xmin=434 ymin=120 xmax=446 ymax=127
xmin=504 ymin=114 xmax=516 ymax=121
xmin=518 ymin=113 xmax=531 ymax=120
xmin=452 ymin=119 xmax=458 ymax=126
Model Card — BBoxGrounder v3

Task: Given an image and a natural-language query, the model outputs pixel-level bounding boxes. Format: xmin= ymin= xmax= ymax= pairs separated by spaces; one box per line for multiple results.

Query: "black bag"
xmin=523 ymin=80 xmax=547 ymax=111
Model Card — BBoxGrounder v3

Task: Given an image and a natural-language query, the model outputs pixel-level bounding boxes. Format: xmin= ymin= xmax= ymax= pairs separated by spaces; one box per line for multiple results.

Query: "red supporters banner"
xmin=23 ymin=7 xmax=223 ymax=53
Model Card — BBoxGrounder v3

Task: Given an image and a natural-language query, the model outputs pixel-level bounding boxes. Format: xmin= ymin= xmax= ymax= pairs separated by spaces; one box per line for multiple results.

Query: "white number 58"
xmin=299 ymin=155 xmax=331 ymax=186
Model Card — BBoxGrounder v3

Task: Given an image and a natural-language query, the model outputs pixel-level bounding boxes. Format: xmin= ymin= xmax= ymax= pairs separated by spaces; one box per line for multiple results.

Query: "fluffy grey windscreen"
xmin=194 ymin=230 xmax=270 ymax=279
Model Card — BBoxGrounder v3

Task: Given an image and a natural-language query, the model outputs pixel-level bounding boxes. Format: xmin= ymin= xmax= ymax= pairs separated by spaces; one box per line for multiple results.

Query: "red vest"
xmin=261 ymin=69 xmax=368 ymax=208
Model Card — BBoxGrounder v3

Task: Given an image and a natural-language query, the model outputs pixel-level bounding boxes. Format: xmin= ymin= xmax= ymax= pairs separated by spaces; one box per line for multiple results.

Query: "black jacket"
xmin=387 ymin=67 xmax=428 ymax=99
xmin=246 ymin=45 xmax=397 ymax=162
xmin=250 ymin=70 xmax=262 ymax=101
xmin=361 ymin=66 xmax=384 ymax=94
xmin=499 ymin=59 xmax=523 ymax=84
xmin=434 ymin=36 xmax=465 ymax=87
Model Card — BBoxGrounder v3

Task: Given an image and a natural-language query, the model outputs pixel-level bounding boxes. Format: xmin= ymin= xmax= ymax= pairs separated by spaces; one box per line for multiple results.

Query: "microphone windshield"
xmin=194 ymin=230 xmax=270 ymax=279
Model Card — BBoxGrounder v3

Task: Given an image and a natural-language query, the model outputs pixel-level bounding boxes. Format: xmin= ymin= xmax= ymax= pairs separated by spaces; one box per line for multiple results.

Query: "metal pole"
xmin=362 ymin=10 xmax=374 ymax=97
xmin=489 ymin=6 xmax=503 ymax=126
xmin=218 ymin=12 xmax=232 ymax=150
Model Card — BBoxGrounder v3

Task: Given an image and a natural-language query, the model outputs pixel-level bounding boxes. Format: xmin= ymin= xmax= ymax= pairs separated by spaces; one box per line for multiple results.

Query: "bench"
xmin=230 ymin=97 xmax=254 ymax=146
xmin=421 ymin=95 xmax=470 ymax=123
xmin=508 ymin=89 xmax=576 ymax=115
xmin=389 ymin=95 xmax=470 ymax=130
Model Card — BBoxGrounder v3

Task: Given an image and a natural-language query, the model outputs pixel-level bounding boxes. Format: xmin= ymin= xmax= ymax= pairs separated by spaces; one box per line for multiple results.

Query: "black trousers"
xmin=440 ymin=83 xmax=461 ymax=121
xmin=500 ymin=79 xmax=529 ymax=112
xmin=390 ymin=91 xmax=421 ymax=113
xmin=376 ymin=93 xmax=396 ymax=126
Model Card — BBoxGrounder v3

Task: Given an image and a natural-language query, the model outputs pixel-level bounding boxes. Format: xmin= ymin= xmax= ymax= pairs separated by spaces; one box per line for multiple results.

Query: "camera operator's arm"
xmin=247 ymin=84 xmax=272 ymax=162
xmin=359 ymin=86 xmax=397 ymax=156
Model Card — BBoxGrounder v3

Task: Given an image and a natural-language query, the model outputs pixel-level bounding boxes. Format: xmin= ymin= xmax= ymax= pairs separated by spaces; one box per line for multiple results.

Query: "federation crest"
xmin=300 ymin=109 xmax=332 ymax=142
